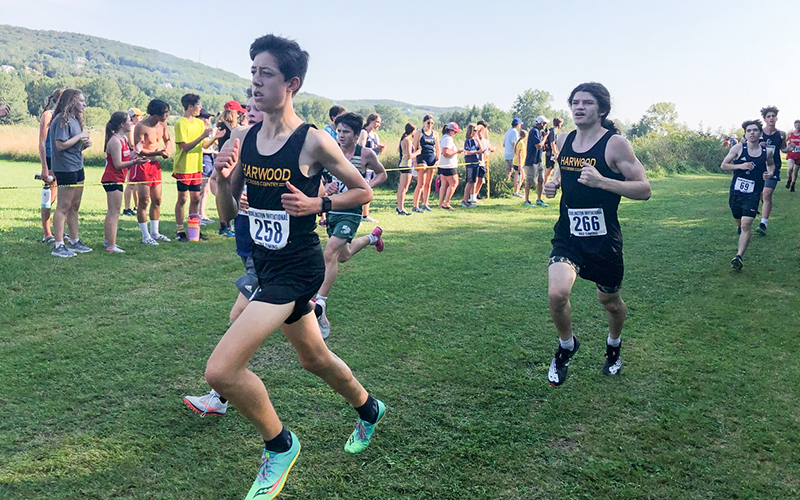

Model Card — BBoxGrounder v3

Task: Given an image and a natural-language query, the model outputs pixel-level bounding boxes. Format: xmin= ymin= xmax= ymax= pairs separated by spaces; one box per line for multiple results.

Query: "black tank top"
xmin=554 ymin=130 xmax=625 ymax=250
xmin=760 ymin=129 xmax=783 ymax=170
xmin=420 ymin=130 xmax=436 ymax=160
xmin=730 ymin=143 xmax=767 ymax=195
xmin=241 ymin=122 xmax=321 ymax=257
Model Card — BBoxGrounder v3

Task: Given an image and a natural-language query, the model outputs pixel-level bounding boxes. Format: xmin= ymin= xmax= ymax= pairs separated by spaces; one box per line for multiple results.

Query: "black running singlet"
xmin=554 ymin=130 xmax=625 ymax=252
xmin=419 ymin=130 xmax=437 ymax=164
xmin=240 ymin=122 xmax=321 ymax=257
xmin=730 ymin=143 xmax=768 ymax=195
xmin=760 ymin=129 xmax=783 ymax=179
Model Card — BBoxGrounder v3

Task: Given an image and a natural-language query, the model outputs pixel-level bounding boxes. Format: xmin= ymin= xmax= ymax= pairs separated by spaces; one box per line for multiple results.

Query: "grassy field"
xmin=1 ymin=159 xmax=798 ymax=499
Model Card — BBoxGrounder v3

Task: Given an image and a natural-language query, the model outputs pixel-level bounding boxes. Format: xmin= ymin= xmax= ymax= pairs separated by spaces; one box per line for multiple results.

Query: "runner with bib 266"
xmin=543 ymin=82 xmax=651 ymax=387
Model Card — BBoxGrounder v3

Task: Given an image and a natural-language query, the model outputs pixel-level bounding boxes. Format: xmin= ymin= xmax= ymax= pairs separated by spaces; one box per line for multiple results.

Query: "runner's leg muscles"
xmin=281 ymin=311 xmax=368 ymax=408
xmin=597 ymin=290 xmax=626 ymax=339
xmin=319 ymin=236 xmax=347 ymax=297
xmin=548 ymin=262 xmax=578 ymax=341
xmin=205 ymin=301 xmax=294 ymax=440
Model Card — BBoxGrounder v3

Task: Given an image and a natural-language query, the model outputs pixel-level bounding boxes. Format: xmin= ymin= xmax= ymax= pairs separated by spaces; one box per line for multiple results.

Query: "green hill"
xmin=0 ymin=24 xmax=249 ymax=97
xmin=0 ymin=24 xmax=501 ymax=131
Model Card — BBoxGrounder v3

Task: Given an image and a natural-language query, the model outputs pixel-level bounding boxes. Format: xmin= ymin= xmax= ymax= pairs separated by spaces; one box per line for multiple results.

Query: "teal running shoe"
xmin=244 ymin=431 xmax=301 ymax=500
xmin=344 ymin=399 xmax=386 ymax=454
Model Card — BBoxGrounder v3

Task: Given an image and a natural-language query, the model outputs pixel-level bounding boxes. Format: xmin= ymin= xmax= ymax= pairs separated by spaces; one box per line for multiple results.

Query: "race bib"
xmin=568 ymin=208 xmax=607 ymax=237
xmin=248 ymin=208 xmax=290 ymax=250
xmin=734 ymin=177 xmax=755 ymax=194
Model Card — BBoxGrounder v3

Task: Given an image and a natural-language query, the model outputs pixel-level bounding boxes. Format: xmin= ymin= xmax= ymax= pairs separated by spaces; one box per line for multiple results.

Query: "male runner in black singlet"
xmin=209 ymin=35 xmax=386 ymax=500
xmin=543 ymin=82 xmax=651 ymax=386
xmin=721 ymin=119 xmax=774 ymax=270
xmin=755 ymin=106 xmax=787 ymax=235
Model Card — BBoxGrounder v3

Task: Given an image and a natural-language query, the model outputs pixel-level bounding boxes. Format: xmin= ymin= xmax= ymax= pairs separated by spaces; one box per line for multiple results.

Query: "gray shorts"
xmin=525 ymin=163 xmax=544 ymax=183
xmin=505 ymin=159 xmax=514 ymax=172
xmin=764 ymin=178 xmax=778 ymax=190
xmin=235 ymin=256 xmax=258 ymax=296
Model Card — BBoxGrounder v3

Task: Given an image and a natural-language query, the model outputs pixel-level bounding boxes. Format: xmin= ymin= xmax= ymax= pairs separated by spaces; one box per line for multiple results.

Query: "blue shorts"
xmin=202 ymin=154 xmax=214 ymax=177
xmin=234 ymin=214 xmax=253 ymax=258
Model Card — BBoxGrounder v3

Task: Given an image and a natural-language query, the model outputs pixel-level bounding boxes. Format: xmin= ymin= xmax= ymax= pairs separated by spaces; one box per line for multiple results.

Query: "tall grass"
xmin=0 ymin=124 xmax=107 ymax=166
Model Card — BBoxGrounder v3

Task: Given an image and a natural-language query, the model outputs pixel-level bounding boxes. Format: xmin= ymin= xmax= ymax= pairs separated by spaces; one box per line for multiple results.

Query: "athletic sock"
xmin=139 ymin=222 xmax=151 ymax=239
xmin=313 ymin=295 xmax=326 ymax=318
xmin=607 ymin=335 xmax=621 ymax=348
xmin=355 ymin=394 xmax=379 ymax=424
xmin=150 ymin=219 xmax=160 ymax=235
xmin=559 ymin=335 xmax=575 ymax=351
xmin=54 ymin=240 xmax=64 ymax=247
xmin=760 ymin=218 xmax=768 ymax=226
xmin=176 ymin=224 xmax=185 ymax=233
xmin=263 ymin=427 xmax=292 ymax=453
xmin=367 ymin=234 xmax=378 ymax=245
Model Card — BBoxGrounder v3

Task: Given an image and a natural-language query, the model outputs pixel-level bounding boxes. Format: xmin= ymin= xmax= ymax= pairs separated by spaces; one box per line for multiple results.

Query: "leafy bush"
xmin=631 ymin=129 xmax=726 ymax=174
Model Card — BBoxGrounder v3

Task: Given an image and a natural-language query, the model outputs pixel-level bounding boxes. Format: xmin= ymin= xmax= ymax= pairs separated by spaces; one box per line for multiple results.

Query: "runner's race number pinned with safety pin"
xmin=249 ymin=208 xmax=290 ymax=250
xmin=568 ymin=208 xmax=607 ymax=237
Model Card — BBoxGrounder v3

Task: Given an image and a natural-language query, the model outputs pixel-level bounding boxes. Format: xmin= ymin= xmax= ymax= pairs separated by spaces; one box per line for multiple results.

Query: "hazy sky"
xmin=3 ymin=0 xmax=799 ymax=132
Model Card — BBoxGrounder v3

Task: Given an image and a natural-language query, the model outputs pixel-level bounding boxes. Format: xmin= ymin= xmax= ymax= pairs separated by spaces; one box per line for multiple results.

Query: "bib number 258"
xmin=249 ymin=209 xmax=290 ymax=250
xmin=568 ymin=208 xmax=607 ymax=237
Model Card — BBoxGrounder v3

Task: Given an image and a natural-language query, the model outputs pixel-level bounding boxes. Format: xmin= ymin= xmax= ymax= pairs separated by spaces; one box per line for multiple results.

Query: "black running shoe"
xmin=199 ymin=232 xmax=208 ymax=241
xmin=755 ymin=223 xmax=767 ymax=236
xmin=731 ymin=254 xmax=743 ymax=271
xmin=792 ymin=184 xmax=796 ymax=192
xmin=603 ymin=341 xmax=622 ymax=375
xmin=176 ymin=232 xmax=189 ymax=243
xmin=548 ymin=336 xmax=580 ymax=386
xmin=786 ymin=180 xmax=791 ymax=189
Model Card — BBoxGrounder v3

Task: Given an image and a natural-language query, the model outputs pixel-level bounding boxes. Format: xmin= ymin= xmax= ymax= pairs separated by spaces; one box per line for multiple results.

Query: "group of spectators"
xmin=36 ymin=87 xmax=262 ymax=256
xmin=30 ymin=87 xmax=571 ymax=257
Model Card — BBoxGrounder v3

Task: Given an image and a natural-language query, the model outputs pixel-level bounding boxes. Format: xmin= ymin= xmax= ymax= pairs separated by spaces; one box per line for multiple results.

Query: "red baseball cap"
xmin=224 ymin=100 xmax=246 ymax=113
xmin=444 ymin=122 xmax=462 ymax=133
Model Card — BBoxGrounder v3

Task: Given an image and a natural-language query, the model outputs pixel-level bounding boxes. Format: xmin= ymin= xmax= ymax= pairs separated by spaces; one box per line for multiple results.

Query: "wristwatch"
xmin=320 ymin=197 xmax=332 ymax=213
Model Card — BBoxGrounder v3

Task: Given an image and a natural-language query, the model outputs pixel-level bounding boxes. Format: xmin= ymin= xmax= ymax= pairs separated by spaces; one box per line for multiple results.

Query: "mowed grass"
xmin=1 ymin=159 xmax=799 ymax=499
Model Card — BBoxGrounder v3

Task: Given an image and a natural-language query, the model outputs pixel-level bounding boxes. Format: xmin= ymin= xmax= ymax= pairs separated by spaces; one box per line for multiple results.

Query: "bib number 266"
xmin=568 ymin=208 xmax=607 ymax=237
xmin=248 ymin=209 xmax=290 ymax=250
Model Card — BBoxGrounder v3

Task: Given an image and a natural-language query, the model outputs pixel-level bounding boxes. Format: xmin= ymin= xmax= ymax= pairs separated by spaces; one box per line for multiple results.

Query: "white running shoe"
xmin=105 ymin=246 xmax=126 ymax=253
xmin=184 ymin=390 xmax=228 ymax=417
xmin=153 ymin=233 xmax=171 ymax=242
xmin=141 ymin=237 xmax=159 ymax=245
xmin=313 ymin=298 xmax=331 ymax=339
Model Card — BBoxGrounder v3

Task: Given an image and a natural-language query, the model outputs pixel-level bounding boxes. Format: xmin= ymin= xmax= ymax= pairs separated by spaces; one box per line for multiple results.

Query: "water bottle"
xmin=35 ymin=173 xmax=54 ymax=209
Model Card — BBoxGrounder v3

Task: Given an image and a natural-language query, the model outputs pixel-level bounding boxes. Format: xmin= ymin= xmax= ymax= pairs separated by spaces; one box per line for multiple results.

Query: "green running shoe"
xmin=344 ymin=399 xmax=386 ymax=454
xmin=244 ymin=431 xmax=301 ymax=500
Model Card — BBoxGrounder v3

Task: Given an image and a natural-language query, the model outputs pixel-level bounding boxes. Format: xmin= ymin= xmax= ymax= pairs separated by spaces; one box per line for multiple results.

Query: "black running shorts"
xmin=729 ymin=192 xmax=760 ymax=219
xmin=550 ymin=239 xmax=624 ymax=293
xmin=251 ymin=243 xmax=325 ymax=324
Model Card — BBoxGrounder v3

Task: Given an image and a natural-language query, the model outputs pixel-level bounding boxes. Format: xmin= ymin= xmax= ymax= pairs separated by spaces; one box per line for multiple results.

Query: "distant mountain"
xmin=0 ymin=24 xmax=250 ymax=97
xmin=0 ymin=24 xmax=469 ymax=127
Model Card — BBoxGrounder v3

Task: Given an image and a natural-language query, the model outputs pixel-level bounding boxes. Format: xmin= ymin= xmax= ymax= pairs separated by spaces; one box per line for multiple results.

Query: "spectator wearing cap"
xmin=438 ymin=122 xmax=464 ymax=210
xmin=504 ymin=117 xmax=523 ymax=178
xmin=123 ymin=107 xmax=146 ymax=216
xmin=523 ymin=115 xmax=549 ymax=207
